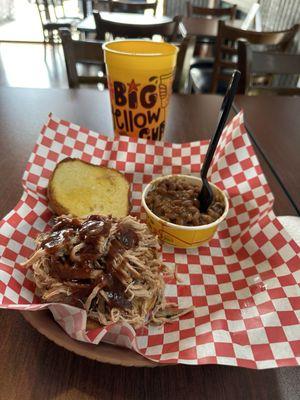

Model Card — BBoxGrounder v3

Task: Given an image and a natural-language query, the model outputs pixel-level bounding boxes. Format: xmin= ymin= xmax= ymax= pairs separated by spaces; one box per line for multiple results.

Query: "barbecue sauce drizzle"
xmin=41 ymin=215 xmax=139 ymax=310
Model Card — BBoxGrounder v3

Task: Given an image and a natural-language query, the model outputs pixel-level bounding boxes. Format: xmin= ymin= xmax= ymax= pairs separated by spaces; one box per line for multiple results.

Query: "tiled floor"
xmin=0 ymin=0 xmax=77 ymax=88
xmin=0 ymin=0 xmax=165 ymax=89
xmin=0 ymin=0 xmax=81 ymax=42
xmin=0 ymin=42 xmax=68 ymax=88
xmin=0 ymin=0 xmax=43 ymax=42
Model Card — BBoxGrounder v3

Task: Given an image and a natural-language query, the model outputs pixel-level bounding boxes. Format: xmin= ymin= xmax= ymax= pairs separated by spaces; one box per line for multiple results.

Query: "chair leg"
xmin=43 ymin=28 xmax=48 ymax=61
xmin=189 ymin=71 xmax=199 ymax=94
xmin=48 ymin=30 xmax=55 ymax=45
xmin=44 ymin=40 xmax=48 ymax=60
xmin=79 ymin=30 xmax=86 ymax=40
xmin=43 ymin=28 xmax=48 ymax=44
xmin=186 ymin=75 xmax=193 ymax=94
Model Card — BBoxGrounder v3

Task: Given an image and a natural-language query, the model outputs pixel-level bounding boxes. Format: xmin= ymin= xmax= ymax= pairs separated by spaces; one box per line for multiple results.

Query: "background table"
xmin=78 ymin=14 xmax=241 ymax=39
xmin=77 ymin=12 xmax=172 ymax=34
xmin=0 ymin=88 xmax=299 ymax=400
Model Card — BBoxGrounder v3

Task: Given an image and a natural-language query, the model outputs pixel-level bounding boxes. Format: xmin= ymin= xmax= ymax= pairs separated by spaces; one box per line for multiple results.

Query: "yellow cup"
xmin=103 ymin=40 xmax=178 ymax=140
xmin=142 ymin=175 xmax=229 ymax=249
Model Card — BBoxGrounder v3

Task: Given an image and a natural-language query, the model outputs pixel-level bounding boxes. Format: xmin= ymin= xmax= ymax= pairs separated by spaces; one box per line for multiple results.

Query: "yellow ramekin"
xmin=141 ymin=175 xmax=229 ymax=249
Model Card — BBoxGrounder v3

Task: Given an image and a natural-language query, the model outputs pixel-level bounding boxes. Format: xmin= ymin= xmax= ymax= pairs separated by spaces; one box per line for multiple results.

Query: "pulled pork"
xmin=23 ymin=214 xmax=192 ymax=328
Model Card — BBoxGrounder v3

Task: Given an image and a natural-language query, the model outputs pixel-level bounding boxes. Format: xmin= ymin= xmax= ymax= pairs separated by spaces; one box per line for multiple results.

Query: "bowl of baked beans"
xmin=141 ymin=175 xmax=229 ymax=248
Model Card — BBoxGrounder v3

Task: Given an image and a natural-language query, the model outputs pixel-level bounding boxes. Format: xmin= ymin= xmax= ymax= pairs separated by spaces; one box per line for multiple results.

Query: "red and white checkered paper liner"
xmin=0 ymin=111 xmax=299 ymax=368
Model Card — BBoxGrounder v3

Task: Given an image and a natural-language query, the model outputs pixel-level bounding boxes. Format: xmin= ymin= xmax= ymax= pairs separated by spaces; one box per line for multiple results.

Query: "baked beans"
xmin=145 ymin=177 xmax=225 ymax=226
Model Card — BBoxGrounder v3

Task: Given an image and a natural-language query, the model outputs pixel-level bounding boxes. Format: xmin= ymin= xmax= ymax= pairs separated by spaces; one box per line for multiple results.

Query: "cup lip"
xmin=102 ymin=39 xmax=178 ymax=57
xmin=141 ymin=174 xmax=229 ymax=231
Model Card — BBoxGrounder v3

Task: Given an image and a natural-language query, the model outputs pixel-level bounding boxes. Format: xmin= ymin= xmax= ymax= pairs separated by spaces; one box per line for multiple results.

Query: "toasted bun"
xmin=48 ymin=158 xmax=130 ymax=218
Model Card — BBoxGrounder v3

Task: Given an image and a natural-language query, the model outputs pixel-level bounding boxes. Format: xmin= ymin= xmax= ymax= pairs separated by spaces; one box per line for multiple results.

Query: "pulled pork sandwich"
xmin=23 ymin=215 xmax=192 ymax=328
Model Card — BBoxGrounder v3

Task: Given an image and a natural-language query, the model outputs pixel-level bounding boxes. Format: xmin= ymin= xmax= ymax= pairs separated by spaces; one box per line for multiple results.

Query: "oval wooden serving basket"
xmin=21 ymin=310 xmax=158 ymax=367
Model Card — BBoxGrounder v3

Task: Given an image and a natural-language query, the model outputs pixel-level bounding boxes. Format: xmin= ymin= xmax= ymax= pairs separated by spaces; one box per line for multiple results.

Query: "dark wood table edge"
xmin=21 ymin=310 xmax=162 ymax=368
xmin=232 ymin=101 xmax=300 ymax=216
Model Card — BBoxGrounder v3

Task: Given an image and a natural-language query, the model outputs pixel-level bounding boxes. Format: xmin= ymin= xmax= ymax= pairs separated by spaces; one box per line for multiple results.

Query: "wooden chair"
xmin=211 ymin=21 xmax=299 ymax=93
xmin=191 ymin=21 xmax=299 ymax=94
xmin=93 ymin=11 xmax=182 ymax=41
xmin=173 ymin=35 xmax=197 ymax=93
xmin=107 ymin=0 xmax=158 ymax=15
xmin=36 ymin=0 xmax=78 ymax=43
xmin=186 ymin=2 xmax=237 ymax=21
xmin=187 ymin=2 xmax=237 ymax=78
xmin=237 ymin=39 xmax=300 ymax=95
xmin=59 ymin=28 xmax=107 ymax=88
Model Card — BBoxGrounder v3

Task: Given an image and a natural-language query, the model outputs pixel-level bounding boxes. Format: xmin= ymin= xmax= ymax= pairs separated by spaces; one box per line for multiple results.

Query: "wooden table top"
xmin=0 ymin=87 xmax=299 ymax=400
xmin=180 ymin=17 xmax=242 ymax=40
xmin=77 ymin=12 xmax=172 ymax=32
xmin=235 ymin=95 xmax=300 ymax=215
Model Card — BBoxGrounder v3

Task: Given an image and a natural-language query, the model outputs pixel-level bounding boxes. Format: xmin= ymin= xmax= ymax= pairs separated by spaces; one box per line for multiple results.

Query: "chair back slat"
xmin=93 ymin=11 xmax=181 ymax=42
xmin=60 ymin=28 xmax=106 ymax=88
xmin=237 ymin=39 xmax=300 ymax=95
xmin=107 ymin=0 xmax=158 ymax=14
xmin=78 ymin=76 xmax=107 ymax=84
xmin=218 ymin=22 xmax=298 ymax=45
xmin=248 ymin=87 xmax=300 ymax=95
xmin=219 ymin=60 xmax=237 ymax=69
xmin=72 ymin=41 xmax=104 ymax=64
xmin=186 ymin=2 xmax=236 ymax=21
xmin=252 ymin=52 xmax=300 ymax=75
xmin=220 ymin=45 xmax=238 ymax=55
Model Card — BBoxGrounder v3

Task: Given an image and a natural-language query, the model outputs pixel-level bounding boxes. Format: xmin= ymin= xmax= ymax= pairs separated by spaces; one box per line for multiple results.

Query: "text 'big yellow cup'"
xmin=103 ymin=40 xmax=178 ymax=140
